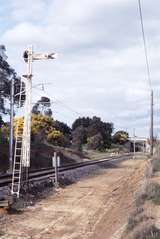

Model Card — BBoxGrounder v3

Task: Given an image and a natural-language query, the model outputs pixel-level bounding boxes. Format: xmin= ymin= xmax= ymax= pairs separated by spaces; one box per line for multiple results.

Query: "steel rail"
xmin=0 ymin=154 xmax=133 ymax=187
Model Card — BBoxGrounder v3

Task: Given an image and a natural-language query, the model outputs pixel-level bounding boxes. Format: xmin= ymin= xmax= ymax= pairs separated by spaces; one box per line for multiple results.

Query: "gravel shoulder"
xmin=1 ymin=157 xmax=147 ymax=239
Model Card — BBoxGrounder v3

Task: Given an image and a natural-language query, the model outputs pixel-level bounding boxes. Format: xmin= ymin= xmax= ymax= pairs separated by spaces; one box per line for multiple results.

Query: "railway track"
xmin=0 ymin=154 xmax=133 ymax=188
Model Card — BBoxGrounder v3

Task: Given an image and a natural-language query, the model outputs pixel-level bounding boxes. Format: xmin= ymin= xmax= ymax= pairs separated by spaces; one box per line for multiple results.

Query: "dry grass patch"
xmin=152 ymin=159 xmax=160 ymax=173
xmin=133 ymin=224 xmax=160 ymax=239
xmin=135 ymin=182 xmax=160 ymax=206
xmin=123 ymin=221 xmax=160 ymax=239
xmin=127 ymin=214 xmax=153 ymax=232
xmin=122 ymin=156 xmax=160 ymax=239
xmin=145 ymin=183 xmax=160 ymax=205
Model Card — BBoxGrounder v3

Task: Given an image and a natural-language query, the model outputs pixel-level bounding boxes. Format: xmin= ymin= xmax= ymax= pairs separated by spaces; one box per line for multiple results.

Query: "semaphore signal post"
xmin=11 ymin=46 xmax=57 ymax=198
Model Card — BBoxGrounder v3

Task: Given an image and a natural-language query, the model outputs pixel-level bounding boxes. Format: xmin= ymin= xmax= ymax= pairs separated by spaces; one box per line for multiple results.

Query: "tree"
xmin=87 ymin=133 xmax=104 ymax=151
xmin=32 ymin=96 xmax=52 ymax=117
xmin=0 ymin=123 xmax=9 ymax=144
xmin=87 ymin=117 xmax=113 ymax=149
xmin=31 ymin=114 xmax=53 ymax=142
xmin=47 ymin=130 xmax=65 ymax=146
xmin=0 ymin=45 xmax=23 ymax=118
xmin=0 ymin=121 xmax=10 ymax=172
xmin=72 ymin=125 xmax=87 ymax=151
xmin=72 ymin=116 xmax=113 ymax=150
xmin=0 ymin=116 xmax=3 ymax=128
xmin=53 ymin=120 xmax=71 ymax=147
xmin=53 ymin=120 xmax=71 ymax=136
xmin=14 ymin=114 xmax=69 ymax=147
xmin=112 ymin=130 xmax=129 ymax=144
xmin=72 ymin=117 xmax=91 ymax=130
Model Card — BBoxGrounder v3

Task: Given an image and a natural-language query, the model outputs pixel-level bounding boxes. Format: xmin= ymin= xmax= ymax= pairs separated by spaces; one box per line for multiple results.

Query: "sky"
xmin=0 ymin=0 xmax=160 ymax=137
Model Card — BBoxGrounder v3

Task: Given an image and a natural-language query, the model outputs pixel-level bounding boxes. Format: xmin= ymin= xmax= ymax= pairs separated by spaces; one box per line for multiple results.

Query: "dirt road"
xmin=1 ymin=158 xmax=147 ymax=239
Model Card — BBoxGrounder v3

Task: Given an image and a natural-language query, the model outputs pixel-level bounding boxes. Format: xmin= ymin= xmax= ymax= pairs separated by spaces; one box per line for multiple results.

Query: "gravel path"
xmin=0 ymin=158 xmax=147 ymax=239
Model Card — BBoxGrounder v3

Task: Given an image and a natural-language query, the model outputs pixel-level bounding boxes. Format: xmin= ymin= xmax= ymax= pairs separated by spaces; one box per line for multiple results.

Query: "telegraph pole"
xmin=150 ymin=89 xmax=154 ymax=156
xmin=133 ymin=128 xmax=136 ymax=158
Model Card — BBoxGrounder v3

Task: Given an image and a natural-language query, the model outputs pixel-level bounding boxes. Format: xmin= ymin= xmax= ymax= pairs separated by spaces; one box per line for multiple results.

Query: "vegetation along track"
xmin=0 ymin=153 xmax=133 ymax=187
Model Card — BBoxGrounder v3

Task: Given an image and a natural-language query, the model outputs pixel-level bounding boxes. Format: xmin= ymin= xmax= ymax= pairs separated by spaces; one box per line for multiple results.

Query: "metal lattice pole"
xmin=9 ymin=76 xmax=14 ymax=172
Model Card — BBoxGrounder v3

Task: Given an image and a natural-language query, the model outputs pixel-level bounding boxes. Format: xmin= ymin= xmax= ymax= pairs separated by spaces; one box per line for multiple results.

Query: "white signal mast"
xmin=22 ymin=46 xmax=57 ymax=167
xmin=11 ymin=46 xmax=57 ymax=197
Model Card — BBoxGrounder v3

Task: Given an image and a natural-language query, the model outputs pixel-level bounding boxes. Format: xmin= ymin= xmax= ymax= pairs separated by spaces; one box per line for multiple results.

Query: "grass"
xmin=147 ymin=236 xmax=160 ymax=239
xmin=85 ymin=150 xmax=111 ymax=160
xmin=153 ymin=159 xmax=160 ymax=172
xmin=127 ymin=214 xmax=152 ymax=232
xmin=123 ymin=220 xmax=160 ymax=239
xmin=135 ymin=182 xmax=160 ymax=207
xmin=135 ymin=193 xmax=147 ymax=207
xmin=135 ymin=225 xmax=160 ymax=239
xmin=146 ymin=183 xmax=160 ymax=205
xmin=85 ymin=149 xmax=122 ymax=161
xmin=122 ymin=156 xmax=160 ymax=239
xmin=127 ymin=217 xmax=141 ymax=231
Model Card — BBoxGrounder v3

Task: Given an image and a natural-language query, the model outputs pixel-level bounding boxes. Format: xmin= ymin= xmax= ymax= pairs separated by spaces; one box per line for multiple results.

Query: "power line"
xmin=33 ymin=87 xmax=83 ymax=117
xmin=32 ymin=80 xmax=82 ymax=116
xmin=138 ymin=0 xmax=152 ymax=89
xmin=54 ymin=97 xmax=83 ymax=117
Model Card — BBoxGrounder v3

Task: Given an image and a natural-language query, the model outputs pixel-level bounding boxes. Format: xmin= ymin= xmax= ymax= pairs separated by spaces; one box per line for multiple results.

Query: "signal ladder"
xmin=11 ymin=81 xmax=25 ymax=198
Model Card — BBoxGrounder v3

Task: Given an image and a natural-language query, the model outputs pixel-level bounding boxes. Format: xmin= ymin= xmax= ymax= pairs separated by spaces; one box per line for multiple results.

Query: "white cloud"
xmin=1 ymin=0 xmax=160 ymax=137
xmin=2 ymin=22 xmax=44 ymax=45
xmin=10 ymin=0 xmax=48 ymax=22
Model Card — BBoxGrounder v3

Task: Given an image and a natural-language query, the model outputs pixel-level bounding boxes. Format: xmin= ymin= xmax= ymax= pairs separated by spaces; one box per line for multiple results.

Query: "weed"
xmin=153 ymin=159 xmax=160 ymax=172
xmin=135 ymin=193 xmax=147 ymax=207
xmin=146 ymin=183 xmax=160 ymax=205
xmin=135 ymin=183 xmax=160 ymax=206
xmin=127 ymin=215 xmax=152 ymax=232
xmin=135 ymin=225 xmax=160 ymax=239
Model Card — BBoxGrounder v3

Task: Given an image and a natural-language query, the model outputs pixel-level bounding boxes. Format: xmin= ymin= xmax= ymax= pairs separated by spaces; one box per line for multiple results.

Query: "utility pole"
xmin=133 ymin=128 xmax=136 ymax=158
xmin=150 ymin=89 xmax=154 ymax=156
xmin=9 ymin=76 xmax=14 ymax=172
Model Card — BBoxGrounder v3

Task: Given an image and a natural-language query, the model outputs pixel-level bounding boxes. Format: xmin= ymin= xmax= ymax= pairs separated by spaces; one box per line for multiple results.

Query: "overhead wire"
xmin=138 ymin=0 xmax=152 ymax=90
xmin=137 ymin=0 xmax=154 ymax=147
xmin=33 ymin=86 xmax=83 ymax=117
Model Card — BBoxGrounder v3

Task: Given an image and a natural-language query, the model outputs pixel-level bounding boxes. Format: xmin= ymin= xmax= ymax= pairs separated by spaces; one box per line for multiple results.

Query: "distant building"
xmin=128 ymin=137 xmax=150 ymax=153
